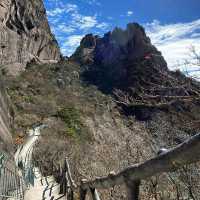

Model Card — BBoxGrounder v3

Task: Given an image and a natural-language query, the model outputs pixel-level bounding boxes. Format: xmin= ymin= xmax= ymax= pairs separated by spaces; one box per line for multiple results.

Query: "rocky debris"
xmin=0 ymin=0 xmax=61 ymax=74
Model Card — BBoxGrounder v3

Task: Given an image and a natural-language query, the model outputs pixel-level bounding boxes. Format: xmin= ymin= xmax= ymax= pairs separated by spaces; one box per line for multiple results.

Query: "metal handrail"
xmin=0 ymin=154 xmax=25 ymax=200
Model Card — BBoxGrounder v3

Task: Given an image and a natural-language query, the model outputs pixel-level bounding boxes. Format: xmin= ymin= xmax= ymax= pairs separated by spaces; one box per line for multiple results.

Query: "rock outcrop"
xmin=72 ymin=23 xmax=168 ymax=90
xmin=0 ymin=0 xmax=61 ymax=74
xmin=72 ymin=23 xmax=167 ymax=69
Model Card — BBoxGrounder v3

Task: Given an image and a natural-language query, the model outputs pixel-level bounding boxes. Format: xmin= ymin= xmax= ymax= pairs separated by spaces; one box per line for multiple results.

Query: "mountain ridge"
xmin=0 ymin=2 xmax=200 ymax=199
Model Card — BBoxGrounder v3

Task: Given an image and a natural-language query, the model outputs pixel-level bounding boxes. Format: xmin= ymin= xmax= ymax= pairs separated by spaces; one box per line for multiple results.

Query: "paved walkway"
xmin=14 ymin=125 xmax=66 ymax=200
xmin=24 ymin=168 xmax=65 ymax=200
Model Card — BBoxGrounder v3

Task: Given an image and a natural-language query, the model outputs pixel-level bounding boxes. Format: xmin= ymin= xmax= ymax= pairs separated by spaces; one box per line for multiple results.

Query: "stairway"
xmin=14 ymin=125 xmax=70 ymax=200
xmin=24 ymin=168 xmax=65 ymax=200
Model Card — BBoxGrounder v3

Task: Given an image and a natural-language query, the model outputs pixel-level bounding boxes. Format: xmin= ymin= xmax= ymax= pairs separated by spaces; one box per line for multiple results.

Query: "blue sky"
xmin=44 ymin=0 xmax=200 ymax=78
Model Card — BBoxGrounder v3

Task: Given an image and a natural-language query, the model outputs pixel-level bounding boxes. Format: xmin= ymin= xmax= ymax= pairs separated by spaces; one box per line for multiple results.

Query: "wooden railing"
xmin=59 ymin=157 xmax=77 ymax=199
xmin=79 ymin=132 xmax=200 ymax=200
xmin=3 ymin=132 xmax=199 ymax=200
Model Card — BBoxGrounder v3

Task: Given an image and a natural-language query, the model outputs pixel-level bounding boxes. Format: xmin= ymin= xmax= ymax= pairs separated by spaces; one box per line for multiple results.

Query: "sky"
xmin=44 ymin=0 xmax=200 ymax=79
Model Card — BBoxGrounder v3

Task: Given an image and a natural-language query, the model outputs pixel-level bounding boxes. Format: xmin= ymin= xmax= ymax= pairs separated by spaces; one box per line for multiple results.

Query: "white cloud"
xmin=45 ymin=0 xmax=111 ymax=57
xmin=47 ymin=8 xmax=64 ymax=17
xmin=120 ymin=10 xmax=134 ymax=17
xmin=82 ymin=0 xmax=101 ymax=6
xmin=46 ymin=2 xmax=109 ymax=33
xmin=64 ymin=35 xmax=83 ymax=47
xmin=145 ymin=19 xmax=200 ymax=79
xmin=71 ymin=14 xmax=98 ymax=30
xmin=61 ymin=35 xmax=84 ymax=56
xmin=96 ymin=22 xmax=110 ymax=30
xmin=47 ymin=3 xmax=78 ymax=17
xmin=127 ymin=11 xmax=133 ymax=17
xmin=57 ymin=24 xmax=75 ymax=34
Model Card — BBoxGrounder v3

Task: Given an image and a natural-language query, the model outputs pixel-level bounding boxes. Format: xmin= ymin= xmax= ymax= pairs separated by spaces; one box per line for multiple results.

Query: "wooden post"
xmin=67 ymin=189 xmax=74 ymax=200
xmin=125 ymin=180 xmax=141 ymax=200
xmin=90 ymin=188 xmax=101 ymax=200
xmin=80 ymin=187 xmax=87 ymax=200
xmin=65 ymin=158 xmax=77 ymax=188
xmin=80 ymin=179 xmax=88 ymax=200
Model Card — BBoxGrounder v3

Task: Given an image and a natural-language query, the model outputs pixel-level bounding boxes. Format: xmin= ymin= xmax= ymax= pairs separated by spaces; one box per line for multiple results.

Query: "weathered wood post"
xmin=90 ymin=188 xmax=101 ymax=200
xmin=68 ymin=190 xmax=74 ymax=200
xmin=59 ymin=162 xmax=67 ymax=195
xmin=65 ymin=157 xmax=76 ymax=188
xmin=65 ymin=157 xmax=77 ymax=200
xmin=80 ymin=179 xmax=88 ymax=200
xmin=125 ymin=180 xmax=141 ymax=200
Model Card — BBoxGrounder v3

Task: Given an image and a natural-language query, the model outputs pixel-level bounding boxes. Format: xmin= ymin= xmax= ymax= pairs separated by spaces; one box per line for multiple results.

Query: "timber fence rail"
xmin=79 ymin=132 xmax=200 ymax=200
xmin=59 ymin=157 xmax=77 ymax=200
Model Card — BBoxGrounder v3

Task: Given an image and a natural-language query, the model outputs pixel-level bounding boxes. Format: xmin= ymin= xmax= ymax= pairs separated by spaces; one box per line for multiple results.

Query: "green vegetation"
xmin=2 ymin=61 xmax=111 ymax=142
xmin=56 ymin=106 xmax=83 ymax=137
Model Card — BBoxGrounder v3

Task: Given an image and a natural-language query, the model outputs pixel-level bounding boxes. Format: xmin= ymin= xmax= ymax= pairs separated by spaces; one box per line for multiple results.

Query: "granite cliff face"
xmin=0 ymin=78 xmax=13 ymax=152
xmin=0 ymin=0 xmax=61 ymax=75
xmin=0 ymin=0 xmax=61 ymax=152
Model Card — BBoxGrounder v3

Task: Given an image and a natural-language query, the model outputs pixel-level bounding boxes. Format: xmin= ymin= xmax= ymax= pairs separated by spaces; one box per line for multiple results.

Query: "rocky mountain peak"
xmin=0 ymin=0 xmax=61 ymax=75
xmin=80 ymin=33 xmax=97 ymax=48
xmin=72 ymin=23 xmax=169 ymax=93
xmin=73 ymin=23 xmax=167 ymax=71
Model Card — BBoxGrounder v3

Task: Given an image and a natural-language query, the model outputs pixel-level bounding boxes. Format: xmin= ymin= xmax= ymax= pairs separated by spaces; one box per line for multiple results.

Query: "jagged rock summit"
xmin=72 ymin=23 xmax=167 ymax=69
xmin=72 ymin=23 xmax=168 ymax=91
xmin=72 ymin=22 xmax=200 ymax=121
xmin=0 ymin=0 xmax=61 ymax=75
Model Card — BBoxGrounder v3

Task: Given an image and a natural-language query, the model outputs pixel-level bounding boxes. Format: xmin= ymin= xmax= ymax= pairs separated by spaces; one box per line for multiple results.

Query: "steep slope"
xmin=0 ymin=0 xmax=61 ymax=75
xmin=3 ymin=59 xmax=200 ymax=199
xmin=1 ymin=20 xmax=200 ymax=199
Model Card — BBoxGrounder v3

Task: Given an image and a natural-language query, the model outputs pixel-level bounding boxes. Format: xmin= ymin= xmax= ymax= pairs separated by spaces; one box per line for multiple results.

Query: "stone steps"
xmin=24 ymin=168 xmax=65 ymax=200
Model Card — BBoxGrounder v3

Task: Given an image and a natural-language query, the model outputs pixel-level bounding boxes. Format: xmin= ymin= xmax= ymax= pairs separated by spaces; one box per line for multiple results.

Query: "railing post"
xmin=65 ymin=157 xmax=76 ymax=188
xmin=65 ymin=157 xmax=76 ymax=200
xmin=125 ymin=179 xmax=141 ymax=200
xmin=67 ymin=190 xmax=74 ymax=200
xmin=80 ymin=187 xmax=87 ymax=200
xmin=90 ymin=188 xmax=101 ymax=200
xmin=80 ymin=179 xmax=87 ymax=200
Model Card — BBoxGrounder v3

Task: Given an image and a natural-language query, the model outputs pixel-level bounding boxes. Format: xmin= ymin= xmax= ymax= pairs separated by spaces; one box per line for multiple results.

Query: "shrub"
xmin=56 ymin=106 xmax=83 ymax=137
